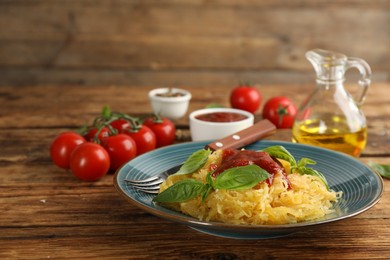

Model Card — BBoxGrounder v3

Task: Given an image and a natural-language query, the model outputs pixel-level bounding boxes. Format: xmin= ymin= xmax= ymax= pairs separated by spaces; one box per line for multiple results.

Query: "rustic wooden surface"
xmin=0 ymin=84 xmax=389 ymax=259
xmin=0 ymin=0 xmax=389 ymax=87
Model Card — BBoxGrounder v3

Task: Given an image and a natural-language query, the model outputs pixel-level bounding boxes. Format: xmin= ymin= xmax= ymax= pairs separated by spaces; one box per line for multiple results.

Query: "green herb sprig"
xmin=262 ymin=145 xmax=329 ymax=189
xmin=174 ymin=149 xmax=212 ymax=176
xmin=153 ymin=146 xmax=331 ymax=203
xmin=153 ymin=163 xmax=270 ymax=203
xmin=369 ymin=162 xmax=390 ymax=179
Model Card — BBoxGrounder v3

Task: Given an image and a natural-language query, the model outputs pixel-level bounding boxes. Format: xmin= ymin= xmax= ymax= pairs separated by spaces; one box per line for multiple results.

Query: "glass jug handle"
xmin=345 ymin=57 xmax=372 ymax=106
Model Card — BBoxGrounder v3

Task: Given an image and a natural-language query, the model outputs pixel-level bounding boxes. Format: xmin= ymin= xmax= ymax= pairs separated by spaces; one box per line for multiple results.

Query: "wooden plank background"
xmin=0 ymin=0 xmax=389 ymax=87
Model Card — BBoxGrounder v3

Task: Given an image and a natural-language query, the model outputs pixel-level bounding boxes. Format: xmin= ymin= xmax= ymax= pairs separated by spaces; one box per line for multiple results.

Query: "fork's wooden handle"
xmin=205 ymin=119 xmax=276 ymax=151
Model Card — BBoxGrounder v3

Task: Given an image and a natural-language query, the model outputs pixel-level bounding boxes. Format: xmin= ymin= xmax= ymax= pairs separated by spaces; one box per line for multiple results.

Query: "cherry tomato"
xmin=104 ymin=134 xmax=137 ymax=171
xmin=70 ymin=142 xmax=110 ymax=181
xmin=50 ymin=132 xmax=86 ymax=169
xmin=230 ymin=85 xmax=262 ymax=113
xmin=125 ymin=125 xmax=156 ymax=155
xmin=110 ymin=119 xmax=131 ymax=133
xmin=84 ymin=126 xmax=110 ymax=143
xmin=143 ymin=117 xmax=176 ymax=147
xmin=262 ymin=96 xmax=297 ymax=129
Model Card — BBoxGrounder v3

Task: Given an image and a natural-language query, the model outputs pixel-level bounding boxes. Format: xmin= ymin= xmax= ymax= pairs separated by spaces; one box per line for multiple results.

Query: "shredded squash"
xmin=159 ymin=150 xmax=342 ymax=225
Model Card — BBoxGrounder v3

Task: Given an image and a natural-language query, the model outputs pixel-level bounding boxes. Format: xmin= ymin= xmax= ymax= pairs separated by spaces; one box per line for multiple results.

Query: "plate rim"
xmin=113 ymin=140 xmax=384 ymax=232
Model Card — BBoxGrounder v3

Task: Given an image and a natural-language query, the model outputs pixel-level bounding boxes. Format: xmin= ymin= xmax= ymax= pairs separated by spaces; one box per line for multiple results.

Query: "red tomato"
xmin=70 ymin=142 xmax=110 ymax=181
xmin=50 ymin=132 xmax=86 ymax=169
xmin=104 ymin=134 xmax=137 ymax=171
xmin=125 ymin=125 xmax=156 ymax=155
xmin=230 ymin=85 xmax=262 ymax=113
xmin=110 ymin=119 xmax=131 ymax=133
xmin=143 ymin=117 xmax=176 ymax=147
xmin=84 ymin=126 xmax=110 ymax=143
xmin=262 ymin=96 xmax=297 ymax=128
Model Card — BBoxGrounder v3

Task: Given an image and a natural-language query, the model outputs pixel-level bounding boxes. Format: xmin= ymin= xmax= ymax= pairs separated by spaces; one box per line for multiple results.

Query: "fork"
xmin=124 ymin=119 xmax=276 ymax=194
xmin=125 ymin=174 xmax=165 ymax=194
xmin=125 ymin=164 xmax=180 ymax=194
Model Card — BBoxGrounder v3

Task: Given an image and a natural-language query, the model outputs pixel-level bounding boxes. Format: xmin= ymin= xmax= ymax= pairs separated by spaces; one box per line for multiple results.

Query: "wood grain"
xmin=0 ymin=84 xmax=389 ymax=259
xmin=0 ymin=0 xmax=389 ymax=86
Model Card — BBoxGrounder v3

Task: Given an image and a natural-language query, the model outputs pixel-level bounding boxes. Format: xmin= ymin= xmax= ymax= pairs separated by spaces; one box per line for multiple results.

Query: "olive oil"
xmin=293 ymin=49 xmax=371 ymax=157
xmin=292 ymin=117 xmax=367 ymax=157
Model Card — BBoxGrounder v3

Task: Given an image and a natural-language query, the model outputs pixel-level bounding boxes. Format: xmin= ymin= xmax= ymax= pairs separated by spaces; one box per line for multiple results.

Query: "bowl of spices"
xmin=148 ymin=88 xmax=192 ymax=120
xmin=189 ymin=108 xmax=254 ymax=141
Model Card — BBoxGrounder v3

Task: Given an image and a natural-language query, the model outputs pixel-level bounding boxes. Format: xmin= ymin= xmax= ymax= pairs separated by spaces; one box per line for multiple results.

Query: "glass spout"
xmin=306 ymin=49 xmax=347 ymax=82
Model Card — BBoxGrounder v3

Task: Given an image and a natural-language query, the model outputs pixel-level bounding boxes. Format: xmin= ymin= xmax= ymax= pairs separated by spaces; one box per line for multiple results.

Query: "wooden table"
xmin=1 ymin=84 xmax=389 ymax=259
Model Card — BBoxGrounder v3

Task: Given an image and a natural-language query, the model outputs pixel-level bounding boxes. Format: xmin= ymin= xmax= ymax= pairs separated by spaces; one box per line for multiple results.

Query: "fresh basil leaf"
xmin=291 ymin=155 xmax=329 ymax=190
xmin=262 ymin=145 xmax=297 ymax=166
xmin=206 ymin=171 xmax=214 ymax=186
xmin=369 ymin=162 xmax=390 ymax=179
xmin=214 ymin=165 xmax=270 ymax=191
xmin=296 ymin=166 xmax=329 ymax=190
xmin=297 ymin=157 xmax=316 ymax=167
xmin=153 ymin=179 xmax=205 ymax=203
xmin=201 ymin=184 xmax=213 ymax=202
xmin=174 ymin=149 xmax=212 ymax=175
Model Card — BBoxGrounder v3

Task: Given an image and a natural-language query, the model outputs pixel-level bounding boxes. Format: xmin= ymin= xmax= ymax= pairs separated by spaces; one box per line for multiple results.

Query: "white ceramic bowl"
xmin=148 ymin=88 xmax=192 ymax=120
xmin=189 ymin=108 xmax=254 ymax=141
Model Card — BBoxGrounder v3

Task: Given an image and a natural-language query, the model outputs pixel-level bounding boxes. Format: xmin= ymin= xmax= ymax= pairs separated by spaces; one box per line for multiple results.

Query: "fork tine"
xmin=124 ymin=169 xmax=174 ymax=194
xmin=125 ymin=175 xmax=160 ymax=183
xmin=137 ymin=188 xmax=160 ymax=195
xmin=134 ymin=185 xmax=161 ymax=191
xmin=124 ymin=174 xmax=164 ymax=195
xmin=129 ymin=178 xmax=164 ymax=188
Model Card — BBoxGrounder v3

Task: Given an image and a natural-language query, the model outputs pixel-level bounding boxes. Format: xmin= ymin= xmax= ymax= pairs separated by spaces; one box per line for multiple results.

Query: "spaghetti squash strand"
xmin=159 ymin=149 xmax=341 ymax=225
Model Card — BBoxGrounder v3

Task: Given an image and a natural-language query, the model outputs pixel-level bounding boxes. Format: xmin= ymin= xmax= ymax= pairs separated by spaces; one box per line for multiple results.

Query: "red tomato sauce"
xmin=195 ymin=112 xmax=247 ymax=122
xmin=212 ymin=149 xmax=291 ymax=188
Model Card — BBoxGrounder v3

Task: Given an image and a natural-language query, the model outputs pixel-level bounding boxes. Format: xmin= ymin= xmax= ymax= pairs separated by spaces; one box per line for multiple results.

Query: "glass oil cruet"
xmin=292 ymin=49 xmax=371 ymax=157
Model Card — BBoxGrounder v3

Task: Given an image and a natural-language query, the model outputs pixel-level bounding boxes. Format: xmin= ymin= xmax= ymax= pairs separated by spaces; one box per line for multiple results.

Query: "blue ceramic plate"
xmin=113 ymin=140 xmax=384 ymax=239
